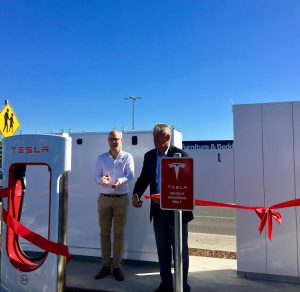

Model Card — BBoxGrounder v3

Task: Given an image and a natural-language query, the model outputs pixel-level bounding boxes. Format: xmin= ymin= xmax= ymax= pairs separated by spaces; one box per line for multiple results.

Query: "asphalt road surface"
xmin=189 ymin=206 xmax=236 ymax=236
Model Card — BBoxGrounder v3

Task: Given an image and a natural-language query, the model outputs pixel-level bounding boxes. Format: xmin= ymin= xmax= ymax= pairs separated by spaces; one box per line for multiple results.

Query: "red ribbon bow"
xmin=255 ymin=207 xmax=282 ymax=240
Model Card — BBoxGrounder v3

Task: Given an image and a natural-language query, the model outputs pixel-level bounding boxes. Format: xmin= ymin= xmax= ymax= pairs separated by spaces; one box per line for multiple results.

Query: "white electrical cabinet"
xmin=234 ymin=101 xmax=300 ymax=278
xmin=68 ymin=131 xmax=157 ymax=261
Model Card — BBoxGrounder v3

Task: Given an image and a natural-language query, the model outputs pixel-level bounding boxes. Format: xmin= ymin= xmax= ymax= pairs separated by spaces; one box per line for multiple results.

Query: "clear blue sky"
xmin=1 ymin=0 xmax=300 ymax=141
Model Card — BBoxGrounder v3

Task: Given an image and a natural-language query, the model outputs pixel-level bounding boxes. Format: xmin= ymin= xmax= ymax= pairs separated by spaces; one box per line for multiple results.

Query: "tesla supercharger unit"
xmin=1 ymin=134 xmax=72 ymax=292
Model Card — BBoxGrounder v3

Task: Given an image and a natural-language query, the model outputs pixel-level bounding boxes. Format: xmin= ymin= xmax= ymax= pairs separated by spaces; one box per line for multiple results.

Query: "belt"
xmin=100 ymin=193 xmax=128 ymax=198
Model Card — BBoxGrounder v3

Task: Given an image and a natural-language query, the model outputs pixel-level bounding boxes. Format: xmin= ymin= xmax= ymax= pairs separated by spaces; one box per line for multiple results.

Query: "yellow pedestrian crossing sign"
xmin=0 ymin=103 xmax=21 ymax=137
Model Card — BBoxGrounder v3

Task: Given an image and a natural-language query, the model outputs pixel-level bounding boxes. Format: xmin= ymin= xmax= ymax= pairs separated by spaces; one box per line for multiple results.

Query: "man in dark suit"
xmin=132 ymin=123 xmax=193 ymax=292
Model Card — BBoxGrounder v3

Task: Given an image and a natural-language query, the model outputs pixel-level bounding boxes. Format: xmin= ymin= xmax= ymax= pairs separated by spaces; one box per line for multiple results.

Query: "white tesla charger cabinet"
xmin=234 ymin=101 xmax=300 ymax=280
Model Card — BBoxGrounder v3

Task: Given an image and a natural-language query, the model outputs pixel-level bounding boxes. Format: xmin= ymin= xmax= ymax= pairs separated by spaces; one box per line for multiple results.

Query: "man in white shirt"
xmin=94 ymin=130 xmax=134 ymax=281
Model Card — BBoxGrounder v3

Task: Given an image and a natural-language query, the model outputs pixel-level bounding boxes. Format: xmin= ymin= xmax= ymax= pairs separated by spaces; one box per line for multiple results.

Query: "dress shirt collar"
xmin=156 ymin=146 xmax=169 ymax=157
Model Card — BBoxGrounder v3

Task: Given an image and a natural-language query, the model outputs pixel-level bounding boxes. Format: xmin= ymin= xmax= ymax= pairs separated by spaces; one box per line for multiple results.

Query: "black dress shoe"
xmin=112 ymin=268 xmax=125 ymax=281
xmin=94 ymin=266 xmax=111 ymax=279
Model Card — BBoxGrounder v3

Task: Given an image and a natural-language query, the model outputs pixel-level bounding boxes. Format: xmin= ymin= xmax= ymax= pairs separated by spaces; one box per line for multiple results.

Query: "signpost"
xmin=0 ymin=101 xmax=21 ymax=137
xmin=161 ymin=155 xmax=194 ymax=292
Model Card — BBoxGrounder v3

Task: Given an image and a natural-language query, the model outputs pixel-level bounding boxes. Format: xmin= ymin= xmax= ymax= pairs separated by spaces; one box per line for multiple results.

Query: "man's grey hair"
xmin=108 ymin=130 xmax=122 ymax=138
xmin=153 ymin=123 xmax=172 ymax=136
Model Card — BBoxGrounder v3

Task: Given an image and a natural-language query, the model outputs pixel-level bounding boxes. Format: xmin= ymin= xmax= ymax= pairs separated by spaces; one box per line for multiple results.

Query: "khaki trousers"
xmin=98 ymin=194 xmax=129 ymax=269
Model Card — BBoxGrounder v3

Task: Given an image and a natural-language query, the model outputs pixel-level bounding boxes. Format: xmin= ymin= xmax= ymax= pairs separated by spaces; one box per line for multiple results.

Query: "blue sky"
xmin=1 ymin=0 xmax=300 ymax=141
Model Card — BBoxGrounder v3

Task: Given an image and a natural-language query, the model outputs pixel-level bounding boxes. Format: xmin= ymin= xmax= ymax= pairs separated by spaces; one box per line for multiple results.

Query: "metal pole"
xmin=174 ymin=152 xmax=183 ymax=292
xmin=132 ymin=99 xmax=135 ymax=130
xmin=124 ymin=96 xmax=142 ymax=130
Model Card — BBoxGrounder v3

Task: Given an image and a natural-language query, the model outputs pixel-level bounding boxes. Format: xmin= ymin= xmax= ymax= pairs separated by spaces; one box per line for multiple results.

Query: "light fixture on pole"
xmin=124 ymin=96 xmax=142 ymax=130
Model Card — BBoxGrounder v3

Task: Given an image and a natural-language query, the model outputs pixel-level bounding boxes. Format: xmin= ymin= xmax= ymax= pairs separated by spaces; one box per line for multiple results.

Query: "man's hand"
xmin=132 ymin=195 xmax=143 ymax=208
xmin=101 ymin=174 xmax=110 ymax=186
xmin=111 ymin=178 xmax=122 ymax=189
xmin=152 ymin=197 xmax=160 ymax=204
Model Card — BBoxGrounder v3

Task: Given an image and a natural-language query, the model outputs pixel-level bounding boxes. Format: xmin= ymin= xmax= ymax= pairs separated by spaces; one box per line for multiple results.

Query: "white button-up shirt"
xmin=95 ymin=150 xmax=134 ymax=194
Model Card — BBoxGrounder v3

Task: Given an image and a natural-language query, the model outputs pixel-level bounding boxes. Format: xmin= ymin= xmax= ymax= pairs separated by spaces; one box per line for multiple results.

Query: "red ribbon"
xmin=0 ymin=187 xmax=71 ymax=261
xmin=2 ymin=209 xmax=71 ymax=261
xmin=145 ymin=195 xmax=300 ymax=240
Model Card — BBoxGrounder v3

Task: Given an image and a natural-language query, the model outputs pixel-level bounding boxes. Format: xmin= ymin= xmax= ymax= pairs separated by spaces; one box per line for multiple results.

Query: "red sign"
xmin=160 ymin=157 xmax=194 ymax=211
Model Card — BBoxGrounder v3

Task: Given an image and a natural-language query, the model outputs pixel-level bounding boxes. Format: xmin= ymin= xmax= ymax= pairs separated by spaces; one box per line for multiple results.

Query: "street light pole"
xmin=124 ymin=96 xmax=142 ymax=130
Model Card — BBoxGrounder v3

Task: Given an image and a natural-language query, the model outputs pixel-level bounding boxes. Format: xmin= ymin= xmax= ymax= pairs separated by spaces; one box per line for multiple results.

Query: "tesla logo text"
xmin=168 ymin=163 xmax=185 ymax=180
xmin=11 ymin=146 xmax=49 ymax=154
xmin=20 ymin=275 xmax=29 ymax=285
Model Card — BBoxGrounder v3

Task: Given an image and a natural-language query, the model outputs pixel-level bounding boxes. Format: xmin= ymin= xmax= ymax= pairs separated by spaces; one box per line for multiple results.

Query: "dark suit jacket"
xmin=133 ymin=145 xmax=194 ymax=223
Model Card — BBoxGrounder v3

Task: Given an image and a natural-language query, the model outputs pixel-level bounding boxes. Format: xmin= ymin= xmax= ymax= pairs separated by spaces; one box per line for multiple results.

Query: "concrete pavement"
xmin=65 ymin=255 xmax=300 ymax=292
xmin=65 ymin=233 xmax=300 ymax=291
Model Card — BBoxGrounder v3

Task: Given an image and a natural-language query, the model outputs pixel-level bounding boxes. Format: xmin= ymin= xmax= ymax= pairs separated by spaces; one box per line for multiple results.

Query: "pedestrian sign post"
xmin=0 ymin=103 xmax=21 ymax=137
